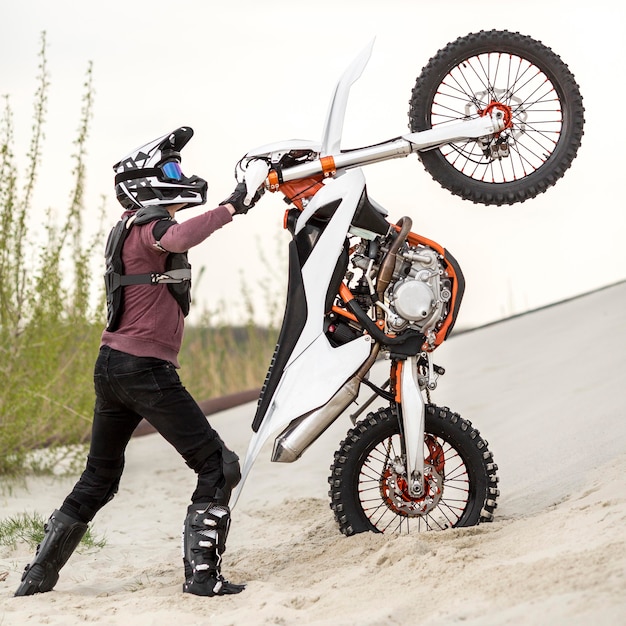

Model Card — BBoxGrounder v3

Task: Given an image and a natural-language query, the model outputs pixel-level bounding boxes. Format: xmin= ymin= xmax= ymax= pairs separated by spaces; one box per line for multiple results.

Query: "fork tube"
xmin=399 ymin=355 xmax=426 ymax=497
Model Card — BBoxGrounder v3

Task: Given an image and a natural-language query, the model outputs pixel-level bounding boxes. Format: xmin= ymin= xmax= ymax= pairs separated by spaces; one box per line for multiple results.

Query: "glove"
xmin=221 ymin=182 xmax=264 ymax=215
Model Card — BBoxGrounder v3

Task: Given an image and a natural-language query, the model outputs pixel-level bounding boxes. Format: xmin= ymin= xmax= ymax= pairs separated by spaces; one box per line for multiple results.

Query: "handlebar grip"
xmin=243 ymin=159 xmax=270 ymax=203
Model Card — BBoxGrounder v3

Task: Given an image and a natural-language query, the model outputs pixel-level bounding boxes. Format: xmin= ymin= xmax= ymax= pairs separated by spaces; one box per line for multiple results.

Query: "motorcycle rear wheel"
xmin=328 ymin=405 xmax=499 ymax=535
xmin=409 ymin=30 xmax=585 ymax=205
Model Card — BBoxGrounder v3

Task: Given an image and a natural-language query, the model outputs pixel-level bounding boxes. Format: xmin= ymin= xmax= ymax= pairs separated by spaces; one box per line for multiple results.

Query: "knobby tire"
xmin=409 ymin=30 xmax=585 ymax=205
xmin=328 ymin=405 xmax=499 ymax=535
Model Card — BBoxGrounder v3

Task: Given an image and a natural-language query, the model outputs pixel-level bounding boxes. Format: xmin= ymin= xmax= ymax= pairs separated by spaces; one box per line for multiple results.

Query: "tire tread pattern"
xmin=408 ymin=30 xmax=585 ymax=205
xmin=328 ymin=405 xmax=500 ymax=536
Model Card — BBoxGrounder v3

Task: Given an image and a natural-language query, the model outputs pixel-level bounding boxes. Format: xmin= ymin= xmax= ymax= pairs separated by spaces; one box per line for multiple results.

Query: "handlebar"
xmin=240 ymin=111 xmax=505 ymax=194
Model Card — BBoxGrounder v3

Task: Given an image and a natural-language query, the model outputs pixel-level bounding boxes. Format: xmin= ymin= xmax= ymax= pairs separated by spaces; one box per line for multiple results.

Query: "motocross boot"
xmin=14 ymin=509 xmax=88 ymax=596
xmin=182 ymin=502 xmax=245 ymax=596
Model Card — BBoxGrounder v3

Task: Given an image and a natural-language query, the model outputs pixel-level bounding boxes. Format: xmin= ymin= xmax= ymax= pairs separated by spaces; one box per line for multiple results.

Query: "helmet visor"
xmin=160 ymin=160 xmax=184 ymax=181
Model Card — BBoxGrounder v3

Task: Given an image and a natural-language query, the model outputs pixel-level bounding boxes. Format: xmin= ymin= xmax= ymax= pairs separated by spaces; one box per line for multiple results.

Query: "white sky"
xmin=2 ymin=0 xmax=625 ymax=328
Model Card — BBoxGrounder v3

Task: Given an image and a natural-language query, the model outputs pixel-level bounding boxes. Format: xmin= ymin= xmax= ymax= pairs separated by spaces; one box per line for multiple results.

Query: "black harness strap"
xmin=114 ymin=168 xmax=162 ymax=184
xmin=119 ymin=268 xmax=191 ymax=286
xmin=104 ymin=207 xmax=192 ymax=331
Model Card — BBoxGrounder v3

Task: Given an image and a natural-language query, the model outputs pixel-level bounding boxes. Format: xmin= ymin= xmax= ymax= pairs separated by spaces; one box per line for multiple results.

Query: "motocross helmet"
xmin=113 ymin=126 xmax=207 ymax=210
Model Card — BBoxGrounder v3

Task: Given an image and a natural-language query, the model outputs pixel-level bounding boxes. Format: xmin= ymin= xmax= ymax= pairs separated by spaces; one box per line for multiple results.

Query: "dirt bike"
xmin=230 ymin=30 xmax=584 ymax=535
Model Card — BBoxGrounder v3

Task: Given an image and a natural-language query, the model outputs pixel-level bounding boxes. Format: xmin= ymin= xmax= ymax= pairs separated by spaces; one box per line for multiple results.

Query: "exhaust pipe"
xmin=272 ymin=344 xmax=380 ymax=462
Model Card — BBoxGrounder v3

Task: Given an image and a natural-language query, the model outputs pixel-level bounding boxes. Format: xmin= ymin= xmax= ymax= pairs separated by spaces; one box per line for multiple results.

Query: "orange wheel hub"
xmin=479 ymin=101 xmax=513 ymax=131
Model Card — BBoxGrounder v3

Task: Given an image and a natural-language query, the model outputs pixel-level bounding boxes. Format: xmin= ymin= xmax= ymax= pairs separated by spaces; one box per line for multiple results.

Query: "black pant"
xmin=62 ymin=346 xmax=223 ymax=523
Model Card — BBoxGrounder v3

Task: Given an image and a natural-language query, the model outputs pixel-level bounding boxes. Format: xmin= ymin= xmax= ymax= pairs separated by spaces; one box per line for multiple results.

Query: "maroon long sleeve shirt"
xmin=100 ymin=205 xmax=232 ymax=367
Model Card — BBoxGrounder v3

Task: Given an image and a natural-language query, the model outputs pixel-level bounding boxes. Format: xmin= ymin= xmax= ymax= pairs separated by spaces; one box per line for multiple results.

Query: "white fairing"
xmin=232 ymin=170 xmax=371 ymax=505
xmin=292 ymin=170 xmax=365 ymax=352
xmin=321 ymin=40 xmax=375 ymax=156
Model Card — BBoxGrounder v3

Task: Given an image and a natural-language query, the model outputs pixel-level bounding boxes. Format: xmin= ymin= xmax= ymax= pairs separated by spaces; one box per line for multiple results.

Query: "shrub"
xmin=0 ymin=33 xmax=104 ymax=475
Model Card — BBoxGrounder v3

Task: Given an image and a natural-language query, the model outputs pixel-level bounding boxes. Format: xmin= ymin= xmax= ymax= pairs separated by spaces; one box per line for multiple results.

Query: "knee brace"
xmin=186 ymin=437 xmax=241 ymax=506
xmin=218 ymin=440 xmax=241 ymax=505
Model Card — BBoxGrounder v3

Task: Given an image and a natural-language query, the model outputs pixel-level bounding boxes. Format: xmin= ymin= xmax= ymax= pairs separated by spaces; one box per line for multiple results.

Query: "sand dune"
xmin=1 ymin=282 xmax=625 ymax=625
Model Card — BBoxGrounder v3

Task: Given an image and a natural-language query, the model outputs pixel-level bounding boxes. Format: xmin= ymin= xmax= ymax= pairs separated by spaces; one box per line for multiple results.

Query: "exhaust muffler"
xmin=271 ymin=344 xmax=380 ymax=462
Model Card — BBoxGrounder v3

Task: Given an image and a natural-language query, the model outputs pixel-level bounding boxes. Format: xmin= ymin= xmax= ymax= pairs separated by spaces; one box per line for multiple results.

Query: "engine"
xmin=350 ymin=239 xmax=456 ymax=349
xmin=386 ymin=246 xmax=453 ymax=336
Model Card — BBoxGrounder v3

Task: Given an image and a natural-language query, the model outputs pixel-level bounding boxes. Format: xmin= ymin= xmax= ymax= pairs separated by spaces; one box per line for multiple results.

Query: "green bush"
xmin=0 ymin=34 xmax=104 ymax=475
xmin=180 ymin=323 xmax=277 ymax=399
xmin=0 ymin=511 xmax=105 ymax=550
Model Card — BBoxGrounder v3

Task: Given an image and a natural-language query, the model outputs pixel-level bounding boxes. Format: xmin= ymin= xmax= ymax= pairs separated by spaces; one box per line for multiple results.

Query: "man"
xmin=15 ymin=126 xmax=262 ymax=597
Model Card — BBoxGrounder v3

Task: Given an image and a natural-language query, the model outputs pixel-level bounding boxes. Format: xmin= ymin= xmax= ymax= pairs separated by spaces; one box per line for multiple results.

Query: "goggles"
xmin=160 ymin=159 xmax=184 ymax=182
xmin=114 ymin=160 xmax=188 ymax=186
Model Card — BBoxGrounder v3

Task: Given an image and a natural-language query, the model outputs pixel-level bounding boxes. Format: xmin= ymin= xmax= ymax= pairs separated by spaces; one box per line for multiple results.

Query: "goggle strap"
xmin=115 ymin=168 xmax=162 ymax=184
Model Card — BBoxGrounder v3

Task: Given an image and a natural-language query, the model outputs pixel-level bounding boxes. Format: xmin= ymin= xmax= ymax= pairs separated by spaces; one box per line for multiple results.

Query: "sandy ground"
xmin=1 ymin=282 xmax=625 ymax=625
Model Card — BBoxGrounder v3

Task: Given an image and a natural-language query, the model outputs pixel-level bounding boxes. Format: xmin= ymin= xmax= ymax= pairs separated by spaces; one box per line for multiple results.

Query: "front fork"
xmin=395 ymin=352 xmax=440 ymax=498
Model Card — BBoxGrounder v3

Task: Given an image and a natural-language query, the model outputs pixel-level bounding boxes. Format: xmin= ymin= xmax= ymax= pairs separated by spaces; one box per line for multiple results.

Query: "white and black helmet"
xmin=113 ymin=126 xmax=208 ymax=210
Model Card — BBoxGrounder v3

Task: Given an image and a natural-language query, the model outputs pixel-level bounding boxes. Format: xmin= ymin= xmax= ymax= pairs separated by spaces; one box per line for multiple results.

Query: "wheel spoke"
xmin=354 ymin=423 xmax=473 ymax=534
xmin=428 ymin=49 xmax=564 ymax=184
xmin=329 ymin=404 xmax=499 ymax=536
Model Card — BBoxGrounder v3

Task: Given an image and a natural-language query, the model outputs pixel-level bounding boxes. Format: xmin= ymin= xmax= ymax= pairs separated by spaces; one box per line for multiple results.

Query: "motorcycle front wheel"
xmin=328 ymin=405 xmax=499 ymax=535
xmin=409 ymin=30 xmax=585 ymax=205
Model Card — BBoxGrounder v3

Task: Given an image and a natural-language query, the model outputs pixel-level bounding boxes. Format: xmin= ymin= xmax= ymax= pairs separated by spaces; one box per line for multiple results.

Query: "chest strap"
xmin=119 ymin=268 xmax=192 ymax=286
